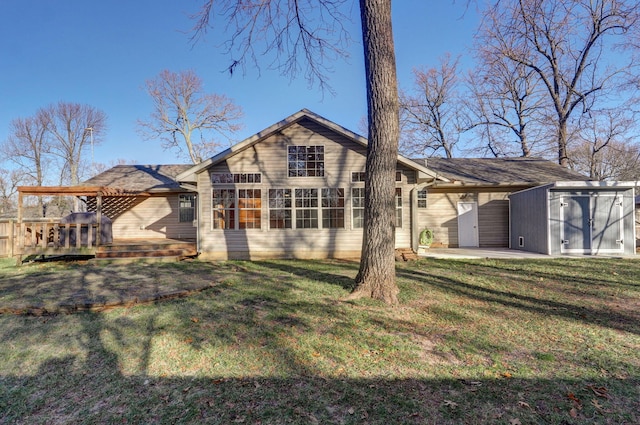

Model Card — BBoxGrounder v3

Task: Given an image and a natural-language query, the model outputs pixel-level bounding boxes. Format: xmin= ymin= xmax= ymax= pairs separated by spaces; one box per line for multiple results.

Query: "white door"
xmin=457 ymin=202 xmax=479 ymax=247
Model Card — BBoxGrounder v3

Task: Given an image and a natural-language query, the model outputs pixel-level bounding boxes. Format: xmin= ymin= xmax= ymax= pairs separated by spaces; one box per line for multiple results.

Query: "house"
xmin=82 ymin=164 xmax=197 ymax=241
xmin=411 ymin=157 xmax=588 ymax=249
xmin=11 ymin=109 xmax=629 ymax=260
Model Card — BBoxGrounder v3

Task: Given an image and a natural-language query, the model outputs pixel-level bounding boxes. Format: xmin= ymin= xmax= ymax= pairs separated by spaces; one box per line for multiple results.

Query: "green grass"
xmin=1 ymin=257 xmax=639 ymax=424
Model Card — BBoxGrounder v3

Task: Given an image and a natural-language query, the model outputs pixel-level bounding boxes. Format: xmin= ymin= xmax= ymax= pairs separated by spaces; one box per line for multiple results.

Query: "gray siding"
xmin=509 ymin=186 xmax=550 ymax=254
xmin=197 ymin=119 xmax=413 ymax=259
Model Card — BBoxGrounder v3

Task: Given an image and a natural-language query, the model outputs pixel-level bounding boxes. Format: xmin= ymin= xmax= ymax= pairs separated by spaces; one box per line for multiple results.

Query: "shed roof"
xmin=413 ymin=157 xmax=587 ymax=185
xmin=82 ymin=164 xmax=193 ymax=192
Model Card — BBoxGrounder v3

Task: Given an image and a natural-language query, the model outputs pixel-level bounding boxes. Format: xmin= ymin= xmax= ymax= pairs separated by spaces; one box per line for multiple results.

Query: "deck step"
xmin=90 ymin=256 xmax=182 ymax=265
xmin=395 ymin=248 xmax=418 ymax=261
xmin=95 ymin=241 xmax=197 ymax=261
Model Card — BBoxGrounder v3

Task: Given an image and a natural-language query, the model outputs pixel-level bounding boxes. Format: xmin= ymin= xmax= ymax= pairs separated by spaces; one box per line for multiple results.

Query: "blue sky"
xmin=0 ymin=1 xmax=479 ymax=170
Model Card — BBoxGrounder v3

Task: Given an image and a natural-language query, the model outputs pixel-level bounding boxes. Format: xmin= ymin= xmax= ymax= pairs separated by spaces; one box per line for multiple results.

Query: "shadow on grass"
xmin=1 ymin=259 xmax=640 ymax=423
xmin=398 ymin=263 xmax=640 ymax=336
xmin=1 ymin=310 xmax=638 ymax=425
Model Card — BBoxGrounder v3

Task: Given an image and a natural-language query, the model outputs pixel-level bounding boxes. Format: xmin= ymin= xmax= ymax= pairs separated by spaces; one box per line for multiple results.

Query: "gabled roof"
xmin=176 ymin=109 xmax=448 ymax=183
xmin=412 ymin=157 xmax=587 ymax=186
xmin=82 ymin=164 xmax=193 ymax=192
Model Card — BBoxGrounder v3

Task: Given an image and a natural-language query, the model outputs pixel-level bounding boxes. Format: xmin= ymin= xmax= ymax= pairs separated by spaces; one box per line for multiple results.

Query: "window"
xmin=321 ymin=188 xmax=345 ymax=228
xmin=352 ymin=188 xmax=401 ymax=228
xmin=352 ymin=172 xmax=366 ymax=182
xmin=212 ymin=189 xmax=235 ymax=229
xmin=352 ymin=187 xmax=365 ymax=229
xmin=238 ymin=189 xmax=261 ymax=229
xmin=211 ymin=173 xmax=261 ymax=184
xmin=395 ymin=188 xmax=403 ymax=228
xmin=417 ymin=189 xmax=427 ymax=208
xmin=179 ymin=194 xmax=196 ymax=223
xmin=294 ymin=188 xmax=318 ymax=228
xmin=288 ymin=146 xmax=324 ymax=177
xmin=269 ymin=189 xmax=292 ymax=229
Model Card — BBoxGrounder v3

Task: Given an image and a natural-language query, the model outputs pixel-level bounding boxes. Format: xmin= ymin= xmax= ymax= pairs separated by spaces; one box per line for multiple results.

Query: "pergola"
xmin=13 ymin=185 xmax=149 ymax=261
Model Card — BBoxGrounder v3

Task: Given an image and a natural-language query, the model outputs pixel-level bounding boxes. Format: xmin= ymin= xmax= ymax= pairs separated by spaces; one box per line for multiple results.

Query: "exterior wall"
xmin=509 ymin=186 xmax=550 ymax=254
xmin=197 ymin=119 xmax=414 ymax=260
xmin=417 ymin=187 xmax=517 ymax=248
xmin=111 ymin=193 xmax=196 ymax=240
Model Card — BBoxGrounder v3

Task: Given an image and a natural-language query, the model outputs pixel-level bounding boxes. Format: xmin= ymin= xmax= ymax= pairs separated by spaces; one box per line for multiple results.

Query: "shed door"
xmin=560 ymin=195 xmax=623 ymax=254
xmin=457 ymin=202 xmax=479 ymax=247
xmin=591 ymin=195 xmax=624 ymax=253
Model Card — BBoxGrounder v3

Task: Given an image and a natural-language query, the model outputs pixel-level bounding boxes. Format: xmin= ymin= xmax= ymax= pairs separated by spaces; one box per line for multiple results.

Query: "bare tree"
xmin=0 ymin=167 xmax=25 ymax=215
xmin=568 ymin=109 xmax=639 ymax=180
xmin=2 ymin=112 xmax=51 ymax=213
xmin=191 ymin=0 xmax=401 ymax=303
xmin=467 ymin=50 xmax=549 ymax=157
xmin=400 ymin=54 xmax=465 ymax=158
xmin=2 ymin=112 xmax=50 ymax=186
xmin=138 ymin=70 xmax=244 ymax=164
xmin=43 ymin=102 xmax=107 ymax=187
xmin=480 ymin=0 xmax=640 ymax=167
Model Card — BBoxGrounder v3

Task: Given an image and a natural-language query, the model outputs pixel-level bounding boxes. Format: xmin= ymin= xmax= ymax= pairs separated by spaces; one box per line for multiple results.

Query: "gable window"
xmin=212 ymin=189 xmax=236 ymax=229
xmin=417 ymin=189 xmax=428 ymax=208
xmin=179 ymin=194 xmax=196 ymax=223
xmin=295 ymin=188 xmax=319 ymax=228
xmin=352 ymin=187 xmax=365 ymax=229
xmin=238 ymin=189 xmax=261 ymax=229
xmin=269 ymin=189 xmax=292 ymax=229
xmin=211 ymin=173 xmax=261 ymax=184
xmin=321 ymin=188 xmax=345 ymax=228
xmin=288 ymin=146 xmax=324 ymax=177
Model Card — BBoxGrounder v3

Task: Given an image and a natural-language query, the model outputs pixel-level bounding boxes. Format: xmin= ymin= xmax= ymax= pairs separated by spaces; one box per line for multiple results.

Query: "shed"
xmin=509 ymin=181 xmax=636 ymax=256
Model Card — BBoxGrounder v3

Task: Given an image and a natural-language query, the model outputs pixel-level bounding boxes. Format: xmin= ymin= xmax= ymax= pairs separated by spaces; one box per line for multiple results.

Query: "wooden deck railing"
xmin=8 ymin=218 xmax=103 ymax=261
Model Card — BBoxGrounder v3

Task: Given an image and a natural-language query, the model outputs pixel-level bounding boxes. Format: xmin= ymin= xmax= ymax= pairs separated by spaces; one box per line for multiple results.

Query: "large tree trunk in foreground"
xmin=351 ymin=0 xmax=400 ymax=304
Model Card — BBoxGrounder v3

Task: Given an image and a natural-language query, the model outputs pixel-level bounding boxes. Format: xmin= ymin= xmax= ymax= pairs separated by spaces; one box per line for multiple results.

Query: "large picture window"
xmin=294 ymin=188 xmax=319 ymax=228
xmin=212 ymin=189 xmax=235 ymax=229
xmin=238 ymin=189 xmax=261 ymax=229
xmin=321 ymin=188 xmax=345 ymax=228
xmin=395 ymin=188 xmax=403 ymax=228
xmin=288 ymin=146 xmax=324 ymax=177
xmin=352 ymin=188 xmax=365 ymax=229
xmin=269 ymin=189 xmax=292 ymax=229
xmin=179 ymin=194 xmax=196 ymax=223
xmin=352 ymin=188 xmax=402 ymax=228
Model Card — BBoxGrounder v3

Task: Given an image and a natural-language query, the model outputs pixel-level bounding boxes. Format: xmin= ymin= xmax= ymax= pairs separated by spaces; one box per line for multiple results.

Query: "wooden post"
xmin=16 ymin=192 xmax=23 ymax=265
xmin=96 ymin=192 xmax=102 ymax=246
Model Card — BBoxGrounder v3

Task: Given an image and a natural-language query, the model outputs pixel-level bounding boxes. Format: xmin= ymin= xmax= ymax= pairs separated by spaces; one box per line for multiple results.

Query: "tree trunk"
xmin=351 ymin=0 xmax=400 ymax=305
xmin=558 ymin=119 xmax=569 ymax=167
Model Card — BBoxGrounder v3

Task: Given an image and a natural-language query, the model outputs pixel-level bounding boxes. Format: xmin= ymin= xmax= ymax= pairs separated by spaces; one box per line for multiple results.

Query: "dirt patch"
xmin=0 ymin=260 xmax=234 ymax=315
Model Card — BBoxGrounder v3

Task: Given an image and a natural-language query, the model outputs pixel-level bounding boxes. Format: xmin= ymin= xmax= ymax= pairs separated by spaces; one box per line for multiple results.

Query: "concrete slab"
xmin=418 ymin=248 xmax=552 ymax=259
xmin=418 ymin=248 xmax=637 ymax=259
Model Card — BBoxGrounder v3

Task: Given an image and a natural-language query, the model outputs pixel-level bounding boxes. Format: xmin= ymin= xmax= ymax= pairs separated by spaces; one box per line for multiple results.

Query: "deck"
xmin=2 ymin=218 xmax=197 ymax=263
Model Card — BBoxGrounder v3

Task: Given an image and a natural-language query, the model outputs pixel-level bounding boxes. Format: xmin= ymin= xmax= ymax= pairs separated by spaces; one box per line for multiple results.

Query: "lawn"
xmin=0 ymin=257 xmax=639 ymax=424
